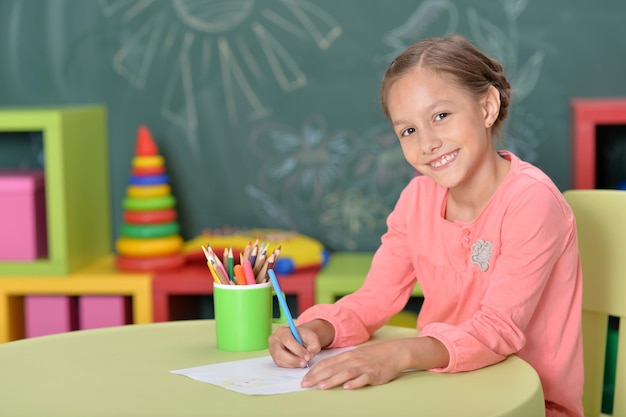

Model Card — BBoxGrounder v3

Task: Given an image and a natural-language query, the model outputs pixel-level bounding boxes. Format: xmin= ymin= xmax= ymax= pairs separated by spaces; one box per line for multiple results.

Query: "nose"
xmin=420 ymin=133 xmax=442 ymax=154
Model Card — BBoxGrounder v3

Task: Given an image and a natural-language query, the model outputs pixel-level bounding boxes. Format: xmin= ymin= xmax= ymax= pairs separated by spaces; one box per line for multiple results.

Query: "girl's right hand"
xmin=268 ymin=319 xmax=334 ymax=368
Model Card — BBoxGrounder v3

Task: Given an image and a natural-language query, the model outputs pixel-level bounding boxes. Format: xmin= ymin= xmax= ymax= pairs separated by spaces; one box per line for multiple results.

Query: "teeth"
xmin=430 ymin=152 xmax=457 ymax=168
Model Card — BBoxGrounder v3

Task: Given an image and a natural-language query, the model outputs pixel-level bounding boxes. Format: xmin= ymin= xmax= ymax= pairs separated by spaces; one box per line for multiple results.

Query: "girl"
xmin=268 ymin=35 xmax=583 ymax=417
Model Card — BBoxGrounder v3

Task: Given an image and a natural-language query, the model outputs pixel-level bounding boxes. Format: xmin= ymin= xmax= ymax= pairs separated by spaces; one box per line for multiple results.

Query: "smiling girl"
xmin=269 ymin=35 xmax=583 ymax=417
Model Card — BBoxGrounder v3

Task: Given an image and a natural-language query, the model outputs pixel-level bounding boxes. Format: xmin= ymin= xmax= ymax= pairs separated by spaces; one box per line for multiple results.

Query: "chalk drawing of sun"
xmin=98 ymin=0 xmax=342 ymax=128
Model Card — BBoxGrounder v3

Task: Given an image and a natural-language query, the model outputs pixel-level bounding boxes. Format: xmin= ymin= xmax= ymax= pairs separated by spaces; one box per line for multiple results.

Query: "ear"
xmin=482 ymin=85 xmax=501 ymax=128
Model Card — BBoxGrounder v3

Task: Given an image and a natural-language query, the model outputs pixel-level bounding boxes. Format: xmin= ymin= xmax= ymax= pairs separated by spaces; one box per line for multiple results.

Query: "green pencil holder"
xmin=214 ymin=282 xmax=285 ymax=352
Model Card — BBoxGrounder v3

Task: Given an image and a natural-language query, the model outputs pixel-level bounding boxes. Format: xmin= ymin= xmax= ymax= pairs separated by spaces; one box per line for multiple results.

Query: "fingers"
xmin=309 ymin=369 xmax=372 ymax=390
xmin=301 ymin=361 xmax=376 ymax=390
xmin=342 ymin=373 xmax=372 ymax=390
xmin=268 ymin=326 xmax=315 ymax=368
xmin=301 ymin=354 xmax=355 ymax=389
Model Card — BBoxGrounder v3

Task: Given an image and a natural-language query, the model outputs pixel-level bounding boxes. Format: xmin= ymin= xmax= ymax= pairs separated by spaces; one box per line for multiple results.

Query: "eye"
xmin=434 ymin=112 xmax=448 ymax=121
xmin=400 ymin=127 xmax=415 ymax=137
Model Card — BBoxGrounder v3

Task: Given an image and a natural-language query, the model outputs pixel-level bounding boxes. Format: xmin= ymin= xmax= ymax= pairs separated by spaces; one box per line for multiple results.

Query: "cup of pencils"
xmin=203 ymin=241 xmax=286 ymax=352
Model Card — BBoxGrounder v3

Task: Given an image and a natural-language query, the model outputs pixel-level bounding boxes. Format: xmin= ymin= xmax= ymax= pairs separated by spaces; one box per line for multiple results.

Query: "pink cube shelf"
xmin=0 ymin=170 xmax=48 ymax=260
xmin=25 ymin=296 xmax=78 ymax=338
xmin=78 ymin=296 xmax=132 ymax=330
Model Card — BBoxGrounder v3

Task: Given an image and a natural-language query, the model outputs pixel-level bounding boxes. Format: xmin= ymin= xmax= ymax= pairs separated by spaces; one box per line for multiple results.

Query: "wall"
xmin=1 ymin=0 xmax=625 ymax=251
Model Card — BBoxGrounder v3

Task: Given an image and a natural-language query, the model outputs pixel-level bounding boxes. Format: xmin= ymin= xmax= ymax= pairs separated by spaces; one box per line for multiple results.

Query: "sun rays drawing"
xmin=98 ymin=0 xmax=342 ymax=128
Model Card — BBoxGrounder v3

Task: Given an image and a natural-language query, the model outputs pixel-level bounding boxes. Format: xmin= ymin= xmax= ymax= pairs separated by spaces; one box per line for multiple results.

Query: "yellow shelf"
xmin=0 ymin=256 xmax=152 ymax=343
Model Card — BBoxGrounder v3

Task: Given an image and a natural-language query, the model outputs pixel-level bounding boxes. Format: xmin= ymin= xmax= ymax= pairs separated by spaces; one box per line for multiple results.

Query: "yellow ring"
xmin=132 ymin=155 xmax=164 ymax=168
xmin=115 ymin=235 xmax=183 ymax=257
xmin=127 ymin=184 xmax=171 ymax=198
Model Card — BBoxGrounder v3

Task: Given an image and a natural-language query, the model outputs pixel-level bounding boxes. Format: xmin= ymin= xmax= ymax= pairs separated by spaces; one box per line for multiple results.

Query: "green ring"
xmin=121 ymin=222 xmax=180 ymax=238
xmin=122 ymin=195 xmax=175 ymax=211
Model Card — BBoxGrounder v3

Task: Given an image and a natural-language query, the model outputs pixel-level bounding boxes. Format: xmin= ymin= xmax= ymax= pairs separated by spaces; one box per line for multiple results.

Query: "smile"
xmin=429 ymin=151 xmax=459 ymax=168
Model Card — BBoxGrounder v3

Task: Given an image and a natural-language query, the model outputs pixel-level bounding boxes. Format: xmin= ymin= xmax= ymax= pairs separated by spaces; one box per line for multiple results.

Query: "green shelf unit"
xmin=0 ymin=106 xmax=111 ymax=275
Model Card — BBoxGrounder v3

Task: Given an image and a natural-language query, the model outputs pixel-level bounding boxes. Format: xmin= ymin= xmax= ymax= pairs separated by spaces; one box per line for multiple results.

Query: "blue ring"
xmin=129 ymin=174 xmax=169 ymax=185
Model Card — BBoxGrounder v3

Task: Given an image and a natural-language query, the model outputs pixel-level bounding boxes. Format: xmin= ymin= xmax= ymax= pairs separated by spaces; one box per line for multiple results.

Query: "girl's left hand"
xmin=300 ymin=341 xmax=406 ymax=390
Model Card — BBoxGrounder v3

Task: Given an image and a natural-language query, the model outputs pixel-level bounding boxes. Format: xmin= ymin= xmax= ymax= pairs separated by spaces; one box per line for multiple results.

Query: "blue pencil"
xmin=267 ymin=269 xmax=310 ymax=368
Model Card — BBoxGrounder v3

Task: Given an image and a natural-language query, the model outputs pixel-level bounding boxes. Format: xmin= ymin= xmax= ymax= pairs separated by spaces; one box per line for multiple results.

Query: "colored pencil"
xmin=268 ymin=269 xmax=309 ymax=368
xmin=233 ymin=264 xmax=247 ymax=285
xmin=227 ymin=247 xmax=234 ymax=280
xmin=249 ymin=239 xmax=259 ymax=267
xmin=242 ymin=259 xmax=257 ymax=285
xmin=209 ymin=245 xmax=232 ymax=284
xmin=242 ymin=241 xmax=252 ymax=261
xmin=255 ymin=253 xmax=274 ymax=283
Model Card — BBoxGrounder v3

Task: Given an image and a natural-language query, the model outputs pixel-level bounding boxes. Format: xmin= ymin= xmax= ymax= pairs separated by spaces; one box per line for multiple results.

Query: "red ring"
xmin=115 ymin=253 xmax=186 ymax=272
xmin=123 ymin=208 xmax=177 ymax=224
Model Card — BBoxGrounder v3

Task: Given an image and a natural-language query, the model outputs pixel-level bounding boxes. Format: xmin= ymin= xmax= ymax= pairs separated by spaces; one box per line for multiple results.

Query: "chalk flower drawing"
xmin=345 ymin=124 xmax=415 ymax=201
xmin=99 ymin=0 xmax=342 ymax=128
xmin=249 ymin=116 xmax=358 ymax=207
xmin=317 ymin=126 xmax=414 ymax=250
xmin=247 ymin=121 xmax=407 ymax=250
xmin=320 ymin=189 xmax=390 ymax=251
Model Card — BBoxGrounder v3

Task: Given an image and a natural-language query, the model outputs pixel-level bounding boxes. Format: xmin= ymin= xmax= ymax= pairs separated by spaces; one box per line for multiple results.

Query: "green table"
xmin=0 ymin=320 xmax=545 ymax=417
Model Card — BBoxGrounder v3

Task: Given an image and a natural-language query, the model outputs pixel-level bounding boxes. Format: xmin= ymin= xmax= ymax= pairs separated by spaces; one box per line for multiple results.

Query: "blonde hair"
xmin=380 ymin=35 xmax=512 ymax=139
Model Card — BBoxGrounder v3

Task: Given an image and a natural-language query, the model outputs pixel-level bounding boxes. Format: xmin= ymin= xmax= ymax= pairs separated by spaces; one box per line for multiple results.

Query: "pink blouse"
xmin=298 ymin=152 xmax=583 ymax=417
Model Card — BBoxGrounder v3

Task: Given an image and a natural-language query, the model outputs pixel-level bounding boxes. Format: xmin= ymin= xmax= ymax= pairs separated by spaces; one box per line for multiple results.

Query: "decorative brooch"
xmin=470 ymin=239 xmax=493 ymax=272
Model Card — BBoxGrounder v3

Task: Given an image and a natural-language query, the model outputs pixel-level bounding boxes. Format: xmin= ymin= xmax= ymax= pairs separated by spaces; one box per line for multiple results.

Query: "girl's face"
xmin=387 ymin=68 xmax=500 ymax=193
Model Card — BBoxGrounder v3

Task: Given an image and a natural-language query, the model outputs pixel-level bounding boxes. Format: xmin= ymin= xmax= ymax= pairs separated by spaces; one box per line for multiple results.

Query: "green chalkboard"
xmin=1 ymin=0 xmax=625 ymax=251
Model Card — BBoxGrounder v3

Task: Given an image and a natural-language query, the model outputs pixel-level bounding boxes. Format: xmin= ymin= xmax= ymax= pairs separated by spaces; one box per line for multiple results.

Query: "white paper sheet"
xmin=170 ymin=347 xmax=354 ymax=395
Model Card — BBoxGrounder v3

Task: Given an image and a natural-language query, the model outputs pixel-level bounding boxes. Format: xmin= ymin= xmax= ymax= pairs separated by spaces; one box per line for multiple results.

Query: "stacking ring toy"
xmin=132 ymin=155 xmax=164 ymax=168
xmin=123 ymin=208 xmax=177 ymax=224
xmin=116 ymin=253 xmax=185 ymax=272
xmin=123 ymin=195 xmax=175 ymax=211
xmin=116 ymin=235 xmax=183 ymax=257
xmin=121 ymin=222 xmax=179 ymax=238
xmin=128 ymin=174 xmax=169 ymax=186
xmin=127 ymin=184 xmax=170 ymax=198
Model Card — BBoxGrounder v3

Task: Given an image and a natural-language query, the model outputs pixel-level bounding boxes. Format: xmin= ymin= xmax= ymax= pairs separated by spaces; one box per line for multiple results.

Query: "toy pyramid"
xmin=115 ymin=125 xmax=185 ymax=271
